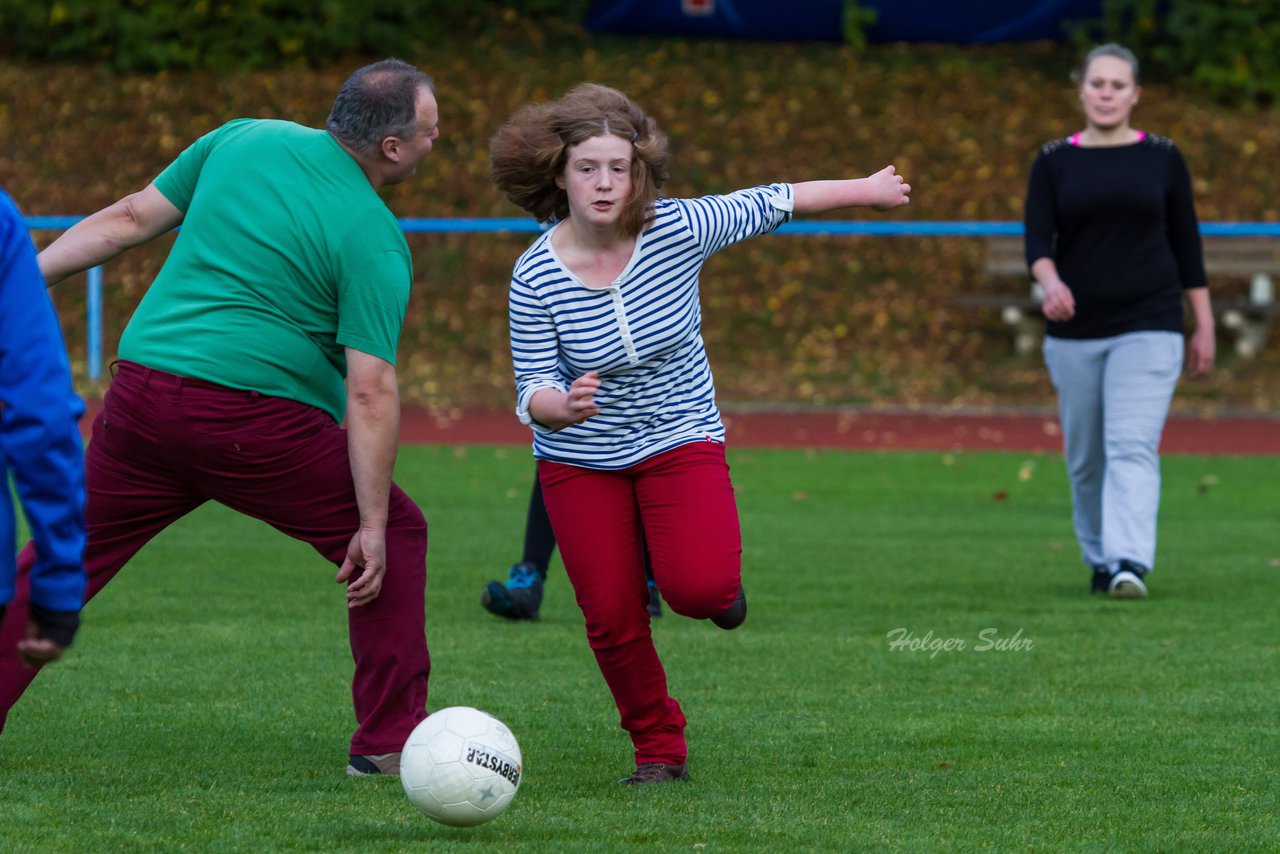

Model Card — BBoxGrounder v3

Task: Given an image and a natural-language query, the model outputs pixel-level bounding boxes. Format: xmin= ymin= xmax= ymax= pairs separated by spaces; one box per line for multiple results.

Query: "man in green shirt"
xmin=1 ymin=59 xmax=437 ymax=776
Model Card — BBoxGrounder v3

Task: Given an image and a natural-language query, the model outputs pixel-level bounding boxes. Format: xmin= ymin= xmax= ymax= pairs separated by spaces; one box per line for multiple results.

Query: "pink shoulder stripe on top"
xmin=1069 ymin=130 xmax=1146 ymax=146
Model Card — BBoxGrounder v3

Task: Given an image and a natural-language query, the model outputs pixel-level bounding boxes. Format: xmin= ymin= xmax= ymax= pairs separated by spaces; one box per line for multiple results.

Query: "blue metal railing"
xmin=26 ymin=216 xmax=1280 ymax=379
xmin=27 ymin=215 xmax=1280 ymax=236
xmin=86 ymin=265 xmax=102 ymax=380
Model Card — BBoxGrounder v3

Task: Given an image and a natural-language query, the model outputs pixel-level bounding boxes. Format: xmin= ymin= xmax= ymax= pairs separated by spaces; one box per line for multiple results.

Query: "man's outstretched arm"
xmin=38 ymin=183 xmax=184 ymax=286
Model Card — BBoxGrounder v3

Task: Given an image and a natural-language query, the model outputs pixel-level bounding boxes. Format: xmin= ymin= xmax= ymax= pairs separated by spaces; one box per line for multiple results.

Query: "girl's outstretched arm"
xmin=792 ymin=165 xmax=911 ymax=214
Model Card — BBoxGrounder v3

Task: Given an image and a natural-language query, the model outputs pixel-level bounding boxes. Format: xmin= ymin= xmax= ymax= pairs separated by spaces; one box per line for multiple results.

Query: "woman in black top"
xmin=1024 ymin=43 xmax=1214 ymax=599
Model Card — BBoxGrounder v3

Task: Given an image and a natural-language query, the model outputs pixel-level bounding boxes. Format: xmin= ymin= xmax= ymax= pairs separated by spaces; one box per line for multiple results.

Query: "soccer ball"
xmin=400 ymin=706 xmax=522 ymax=827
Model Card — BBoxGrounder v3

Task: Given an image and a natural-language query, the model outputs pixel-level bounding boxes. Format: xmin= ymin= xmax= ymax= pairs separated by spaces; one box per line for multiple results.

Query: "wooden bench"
xmin=960 ymin=235 xmax=1280 ymax=358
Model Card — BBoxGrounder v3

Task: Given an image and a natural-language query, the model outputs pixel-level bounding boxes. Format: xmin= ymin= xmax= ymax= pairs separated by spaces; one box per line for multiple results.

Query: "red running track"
xmin=393 ymin=406 xmax=1280 ymax=456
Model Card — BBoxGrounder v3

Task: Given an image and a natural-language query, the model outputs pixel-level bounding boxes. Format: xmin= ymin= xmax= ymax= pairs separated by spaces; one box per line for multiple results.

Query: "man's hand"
xmin=336 ymin=526 xmax=387 ymax=608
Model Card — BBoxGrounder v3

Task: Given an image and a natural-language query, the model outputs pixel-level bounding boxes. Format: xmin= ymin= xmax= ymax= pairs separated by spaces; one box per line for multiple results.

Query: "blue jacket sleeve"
xmin=0 ymin=189 xmax=87 ymax=615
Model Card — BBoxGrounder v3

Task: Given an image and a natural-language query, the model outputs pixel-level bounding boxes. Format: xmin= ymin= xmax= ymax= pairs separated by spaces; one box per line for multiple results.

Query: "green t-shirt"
xmin=119 ymin=119 xmax=412 ymax=422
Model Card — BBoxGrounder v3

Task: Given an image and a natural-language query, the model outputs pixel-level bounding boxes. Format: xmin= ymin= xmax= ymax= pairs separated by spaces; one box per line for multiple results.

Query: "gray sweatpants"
xmin=1043 ymin=331 xmax=1184 ymax=572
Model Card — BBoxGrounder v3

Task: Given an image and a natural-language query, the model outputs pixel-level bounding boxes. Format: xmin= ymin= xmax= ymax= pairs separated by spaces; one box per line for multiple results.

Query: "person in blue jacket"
xmin=0 ymin=188 xmax=87 ymax=670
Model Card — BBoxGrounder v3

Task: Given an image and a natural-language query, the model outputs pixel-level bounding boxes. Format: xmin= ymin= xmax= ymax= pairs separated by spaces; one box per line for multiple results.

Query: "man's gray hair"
xmin=327 ymin=59 xmax=434 ymax=153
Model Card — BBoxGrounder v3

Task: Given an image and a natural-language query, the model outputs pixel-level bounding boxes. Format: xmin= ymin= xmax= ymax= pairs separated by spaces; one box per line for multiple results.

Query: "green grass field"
xmin=3 ymin=445 xmax=1277 ymax=852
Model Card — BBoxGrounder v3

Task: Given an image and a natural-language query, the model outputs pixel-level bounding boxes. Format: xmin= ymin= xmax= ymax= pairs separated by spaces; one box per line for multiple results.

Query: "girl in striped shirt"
xmin=490 ymin=83 xmax=910 ymax=786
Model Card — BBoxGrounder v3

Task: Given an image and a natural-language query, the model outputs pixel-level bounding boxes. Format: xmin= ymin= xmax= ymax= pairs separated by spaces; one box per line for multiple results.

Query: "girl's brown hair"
xmin=490 ymin=83 xmax=670 ymax=237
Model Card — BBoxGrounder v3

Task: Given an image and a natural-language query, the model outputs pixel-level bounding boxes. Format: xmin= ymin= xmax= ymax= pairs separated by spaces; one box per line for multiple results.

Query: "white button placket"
xmin=608 ymin=283 xmax=640 ymax=365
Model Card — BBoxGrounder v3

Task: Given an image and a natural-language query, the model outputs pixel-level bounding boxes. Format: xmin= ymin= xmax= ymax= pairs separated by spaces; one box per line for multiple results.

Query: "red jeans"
xmin=0 ymin=362 xmax=429 ymax=754
xmin=538 ymin=440 xmax=742 ymax=766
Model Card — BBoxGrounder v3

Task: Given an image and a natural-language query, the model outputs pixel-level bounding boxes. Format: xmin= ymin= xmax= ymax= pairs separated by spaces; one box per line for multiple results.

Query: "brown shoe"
xmin=618 ymin=761 xmax=690 ymax=785
xmin=711 ymin=586 xmax=747 ymax=630
xmin=346 ymin=752 xmax=401 ymax=776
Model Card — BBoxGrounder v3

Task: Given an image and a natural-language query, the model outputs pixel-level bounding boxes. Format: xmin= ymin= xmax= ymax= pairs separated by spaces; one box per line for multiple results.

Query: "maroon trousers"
xmin=0 ymin=362 xmax=429 ymax=755
xmin=538 ymin=440 xmax=742 ymax=767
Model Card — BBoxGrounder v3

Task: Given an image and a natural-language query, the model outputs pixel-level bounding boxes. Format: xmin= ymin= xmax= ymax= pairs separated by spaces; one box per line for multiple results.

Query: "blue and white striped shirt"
xmin=510 ymin=183 xmax=794 ymax=469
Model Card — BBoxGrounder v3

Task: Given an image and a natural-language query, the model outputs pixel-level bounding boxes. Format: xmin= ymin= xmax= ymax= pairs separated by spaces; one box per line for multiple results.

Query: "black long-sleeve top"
xmin=1023 ymin=133 xmax=1207 ymax=339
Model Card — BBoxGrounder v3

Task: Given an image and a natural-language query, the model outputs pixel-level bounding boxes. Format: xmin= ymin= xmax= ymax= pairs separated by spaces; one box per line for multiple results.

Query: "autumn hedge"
xmin=3 ymin=36 xmax=1277 ymax=413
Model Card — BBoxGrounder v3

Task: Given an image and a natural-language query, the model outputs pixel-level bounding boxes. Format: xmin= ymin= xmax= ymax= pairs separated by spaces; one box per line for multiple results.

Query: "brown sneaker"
xmin=618 ymin=761 xmax=690 ymax=785
xmin=711 ymin=586 xmax=747 ymax=630
xmin=346 ymin=752 xmax=401 ymax=776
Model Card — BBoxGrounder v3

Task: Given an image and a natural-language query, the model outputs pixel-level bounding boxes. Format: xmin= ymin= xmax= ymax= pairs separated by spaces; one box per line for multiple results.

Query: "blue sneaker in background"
xmin=646 ymin=579 xmax=663 ymax=619
xmin=481 ymin=562 xmax=545 ymax=620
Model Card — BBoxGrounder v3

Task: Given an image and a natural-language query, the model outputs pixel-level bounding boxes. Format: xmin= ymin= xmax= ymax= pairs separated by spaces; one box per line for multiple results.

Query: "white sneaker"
xmin=1108 ymin=563 xmax=1149 ymax=599
xmin=346 ymin=752 xmax=401 ymax=776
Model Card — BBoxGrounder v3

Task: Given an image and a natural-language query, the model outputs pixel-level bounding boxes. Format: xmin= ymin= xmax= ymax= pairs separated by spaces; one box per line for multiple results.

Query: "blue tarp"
xmin=585 ymin=0 xmax=843 ymax=42
xmin=584 ymin=0 xmax=1104 ymax=43
xmin=863 ymin=0 xmax=1103 ymax=42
